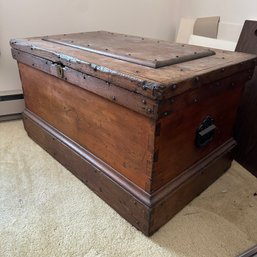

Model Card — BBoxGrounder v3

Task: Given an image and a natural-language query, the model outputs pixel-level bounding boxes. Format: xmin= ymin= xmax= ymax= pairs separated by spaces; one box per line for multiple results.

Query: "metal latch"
xmin=55 ymin=63 xmax=65 ymax=79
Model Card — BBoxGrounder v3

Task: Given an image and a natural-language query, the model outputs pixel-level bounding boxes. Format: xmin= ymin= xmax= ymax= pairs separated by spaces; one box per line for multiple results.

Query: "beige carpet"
xmin=1 ymin=120 xmax=257 ymax=257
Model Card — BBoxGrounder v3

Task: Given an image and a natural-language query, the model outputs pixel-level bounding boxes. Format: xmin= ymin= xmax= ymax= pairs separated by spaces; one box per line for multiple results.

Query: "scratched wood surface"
xmin=12 ymin=49 xmax=158 ymax=119
xmin=10 ymin=31 xmax=257 ymax=100
xmin=42 ymin=31 xmax=215 ymax=68
xmin=19 ymin=63 xmax=155 ymax=192
xmin=152 ymin=73 xmax=246 ymax=191
xmin=22 ymin=108 xmax=235 ymax=236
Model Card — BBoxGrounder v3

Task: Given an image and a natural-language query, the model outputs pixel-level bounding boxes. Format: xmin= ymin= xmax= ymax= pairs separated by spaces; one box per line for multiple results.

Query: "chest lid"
xmin=10 ymin=31 xmax=257 ymax=104
xmin=42 ymin=31 xmax=215 ymax=68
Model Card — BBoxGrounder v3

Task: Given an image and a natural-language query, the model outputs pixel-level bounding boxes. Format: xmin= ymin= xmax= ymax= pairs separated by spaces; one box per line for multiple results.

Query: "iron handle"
xmin=198 ymin=124 xmax=216 ymax=137
xmin=196 ymin=116 xmax=216 ymax=148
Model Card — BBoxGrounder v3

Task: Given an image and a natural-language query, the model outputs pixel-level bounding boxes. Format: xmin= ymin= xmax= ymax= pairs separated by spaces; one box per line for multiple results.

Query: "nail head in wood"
xmin=172 ymin=84 xmax=177 ymax=90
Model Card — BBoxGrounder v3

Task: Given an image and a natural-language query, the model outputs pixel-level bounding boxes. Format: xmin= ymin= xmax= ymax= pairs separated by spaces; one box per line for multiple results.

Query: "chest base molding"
xmin=23 ymin=109 xmax=235 ymax=236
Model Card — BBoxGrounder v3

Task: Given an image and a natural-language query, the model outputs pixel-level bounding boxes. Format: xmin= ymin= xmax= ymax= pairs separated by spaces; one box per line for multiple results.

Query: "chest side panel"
xmin=151 ymin=70 xmax=250 ymax=192
xmin=19 ymin=63 xmax=155 ymax=192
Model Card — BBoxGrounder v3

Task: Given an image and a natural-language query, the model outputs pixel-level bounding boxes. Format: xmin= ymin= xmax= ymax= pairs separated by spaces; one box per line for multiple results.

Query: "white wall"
xmin=180 ymin=0 xmax=257 ymax=24
xmin=0 ymin=0 xmax=181 ymax=92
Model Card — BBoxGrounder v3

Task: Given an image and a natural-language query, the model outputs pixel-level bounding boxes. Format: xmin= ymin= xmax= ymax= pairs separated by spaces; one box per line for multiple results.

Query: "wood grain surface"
xmin=19 ymin=63 xmax=155 ymax=192
xmin=11 ymin=31 xmax=257 ymax=100
xmin=23 ymin=109 xmax=235 ymax=236
xmin=152 ymin=73 xmax=246 ymax=191
xmin=42 ymin=31 xmax=215 ymax=68
xmin=11 ymin=30 xmax=257 ymax=235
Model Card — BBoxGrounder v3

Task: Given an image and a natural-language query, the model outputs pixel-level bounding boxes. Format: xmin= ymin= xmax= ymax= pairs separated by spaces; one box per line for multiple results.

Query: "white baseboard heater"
xmin=0 ymin=90 xmax=25 ymax=121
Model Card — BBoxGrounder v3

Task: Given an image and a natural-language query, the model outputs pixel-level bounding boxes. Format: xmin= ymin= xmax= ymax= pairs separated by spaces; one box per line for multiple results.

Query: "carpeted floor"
xmin=1 ymin=120 xmax=257 ymax=257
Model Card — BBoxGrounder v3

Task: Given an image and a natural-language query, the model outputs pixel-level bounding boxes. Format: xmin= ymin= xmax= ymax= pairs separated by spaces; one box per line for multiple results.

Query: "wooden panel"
xmin=159 ymin=59 xmax=255 ymax=100
xmin=22 ymin=111 xmax=151 ymax=234
xmin=149 ymin=141 xmax=235 ymax=235
xmin=158 ymin=69 xmax=251 ymax=117
xmin=235 ymin=20 xmax=257 ymax=176
xmin=151 ymin=77 xmax=244 ymax=192
xmin=19 ymin=63 xmax=155 ymax=192
xmin=11 ymin=35 xmax=257 ymax=100
xmin=43 ymin=31 xmax=215 ymax=68
xmin=22 ymin=109 xmax=234 ymax=236
xmin=12 ymin=49 xmax=158 ymax=119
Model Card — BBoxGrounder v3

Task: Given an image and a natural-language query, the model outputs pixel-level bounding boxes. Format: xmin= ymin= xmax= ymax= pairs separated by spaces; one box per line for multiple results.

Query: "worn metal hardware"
xmin=56 ymin=63 xmax=65 ymax=79
xmin=196 ymin=116 xmax=216 ymax=148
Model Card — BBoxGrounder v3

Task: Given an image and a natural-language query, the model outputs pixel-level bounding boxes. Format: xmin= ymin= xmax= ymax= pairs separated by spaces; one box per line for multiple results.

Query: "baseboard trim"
xmin=0 ymin=113 xmax=22 ymax=122
xmin=0 ymin=93 xmax=23 ymax=102
xmin=0 ymin=97 xmax=25 ymax=117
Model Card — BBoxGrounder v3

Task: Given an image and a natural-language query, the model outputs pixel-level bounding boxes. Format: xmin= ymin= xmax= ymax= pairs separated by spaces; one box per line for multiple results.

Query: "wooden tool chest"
xmin=10 ymin=31 xmax=257 ymax=235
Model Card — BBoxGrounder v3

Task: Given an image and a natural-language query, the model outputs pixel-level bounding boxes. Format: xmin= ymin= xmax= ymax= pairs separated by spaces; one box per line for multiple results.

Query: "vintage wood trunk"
xmin=10 ymin=31 xmax=257 ymax=236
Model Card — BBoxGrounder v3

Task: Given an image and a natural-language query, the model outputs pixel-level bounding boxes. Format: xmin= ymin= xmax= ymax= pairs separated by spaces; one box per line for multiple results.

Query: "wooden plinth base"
xmin=23 ymin=109 xmax=235 ymax=236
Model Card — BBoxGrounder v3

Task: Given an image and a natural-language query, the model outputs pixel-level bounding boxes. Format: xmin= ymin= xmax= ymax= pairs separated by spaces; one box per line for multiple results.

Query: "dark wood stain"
xmin=11 ymin=31 xmax=257 ymax=235
xmin=23 ymin=110 xmax=235 ymax=236
xmin=235 ymin=20 xmax=257 ymax=176
xmin=152 ymin=77 xmax=244 ymax=191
